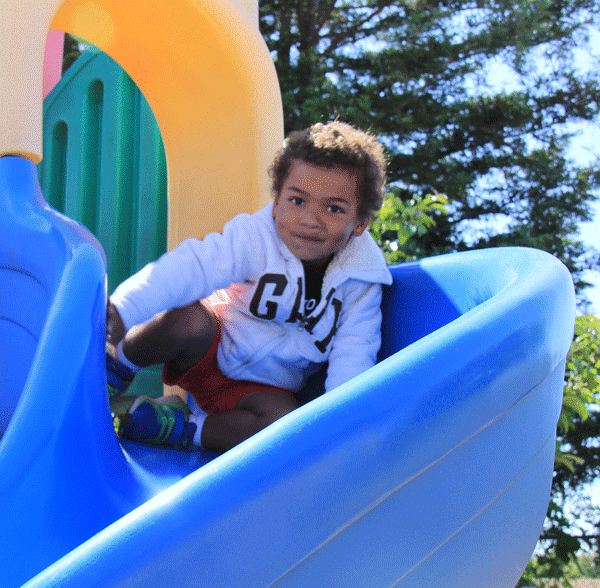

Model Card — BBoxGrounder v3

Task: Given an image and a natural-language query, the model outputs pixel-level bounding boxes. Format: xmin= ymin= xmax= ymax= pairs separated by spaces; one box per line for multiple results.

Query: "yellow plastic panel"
xmin=45 ymin=0 xmax=284 ymax=244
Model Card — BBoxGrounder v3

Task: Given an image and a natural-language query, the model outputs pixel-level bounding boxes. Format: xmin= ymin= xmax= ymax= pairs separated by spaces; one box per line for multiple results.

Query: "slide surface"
xmin=0 ymin=153 xmax=575 ymax=587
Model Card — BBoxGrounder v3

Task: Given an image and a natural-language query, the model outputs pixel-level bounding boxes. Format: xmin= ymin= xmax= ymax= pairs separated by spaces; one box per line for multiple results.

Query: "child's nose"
xmin=299 ymin=206 xmax=320 ymax=227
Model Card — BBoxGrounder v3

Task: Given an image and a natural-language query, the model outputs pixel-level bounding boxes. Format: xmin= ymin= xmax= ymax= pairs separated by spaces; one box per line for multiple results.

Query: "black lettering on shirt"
xmin=285 ymin=277 xmax=304 ymax=323
xmin=249 ymin=273 xmax=288 ymax=319
xmin=249 ymin=276 xmax=342 ymax=353
xmin=305 ymin=288 xmax=336 ymax=333
xmin=314 ymin=298 xmax=342 ymax=353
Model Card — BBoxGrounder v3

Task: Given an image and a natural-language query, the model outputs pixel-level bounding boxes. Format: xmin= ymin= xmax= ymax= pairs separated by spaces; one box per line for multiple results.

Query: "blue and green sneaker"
xmin=116 ymin=396 xmax=197 ymax=449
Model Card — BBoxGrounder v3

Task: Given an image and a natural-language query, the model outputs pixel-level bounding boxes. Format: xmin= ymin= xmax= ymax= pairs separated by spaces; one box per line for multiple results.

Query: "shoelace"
xmin=154 ymin=404 xmax=179 ymax=443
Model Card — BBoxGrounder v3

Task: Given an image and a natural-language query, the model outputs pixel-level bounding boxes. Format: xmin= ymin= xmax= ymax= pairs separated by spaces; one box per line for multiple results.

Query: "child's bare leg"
xmin=201 ymin=390 xmax=299 ymax=453
xmin=120 ymin=300 xmax=218 ymax=376
xmin=114 ymin=303 xmax=298 ymax=453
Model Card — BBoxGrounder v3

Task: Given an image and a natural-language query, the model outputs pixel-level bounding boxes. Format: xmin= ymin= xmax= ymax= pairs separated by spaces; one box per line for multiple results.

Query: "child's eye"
xmin=289 ymin=196 xmax=304 ymax=206
xmin=328 ymin=205 xmax=346 ymax=214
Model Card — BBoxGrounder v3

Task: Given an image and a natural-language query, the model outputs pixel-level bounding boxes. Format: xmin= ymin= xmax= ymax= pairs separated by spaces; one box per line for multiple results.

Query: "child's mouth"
xmin=293 ymin=232 xmax=325 ymax=243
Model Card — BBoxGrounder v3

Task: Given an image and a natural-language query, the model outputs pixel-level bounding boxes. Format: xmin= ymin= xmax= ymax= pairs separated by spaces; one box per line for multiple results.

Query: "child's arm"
xmin=110 ymin=214 xmax=263 ymax=334
xmin=324 ymin=282 xmax=384 ymax=392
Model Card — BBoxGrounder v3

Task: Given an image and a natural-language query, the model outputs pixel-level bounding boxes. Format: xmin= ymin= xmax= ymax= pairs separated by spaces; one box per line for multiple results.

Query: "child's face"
xmin=272 ymin=159 xmax=370 ymax=269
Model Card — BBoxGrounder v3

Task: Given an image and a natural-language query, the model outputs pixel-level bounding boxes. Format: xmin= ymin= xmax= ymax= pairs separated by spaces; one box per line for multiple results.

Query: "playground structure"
xmin=0 ymin=1 xmax=575 ymax=587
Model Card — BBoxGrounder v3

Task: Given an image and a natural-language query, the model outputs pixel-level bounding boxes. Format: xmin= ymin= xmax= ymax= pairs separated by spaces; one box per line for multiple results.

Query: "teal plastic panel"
xmin=39 ymin=49 xmax=167 ymax=293
xmin=39 ymin=50 xmax=167 ymax=396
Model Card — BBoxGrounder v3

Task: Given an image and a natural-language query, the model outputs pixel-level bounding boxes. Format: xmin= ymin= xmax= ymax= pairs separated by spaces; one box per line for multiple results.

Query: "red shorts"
xmin=162 ymin=321 xmax=293 ymax=414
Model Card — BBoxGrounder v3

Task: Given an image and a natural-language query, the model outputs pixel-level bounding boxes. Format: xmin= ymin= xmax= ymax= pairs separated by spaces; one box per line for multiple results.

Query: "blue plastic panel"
xmin=0 ymin=157 xmax=575 ymax=588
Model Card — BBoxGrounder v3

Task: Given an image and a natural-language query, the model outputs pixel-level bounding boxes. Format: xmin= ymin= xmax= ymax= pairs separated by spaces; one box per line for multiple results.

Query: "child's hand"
xmin=106 ymin=299 xmax=126 ymax=345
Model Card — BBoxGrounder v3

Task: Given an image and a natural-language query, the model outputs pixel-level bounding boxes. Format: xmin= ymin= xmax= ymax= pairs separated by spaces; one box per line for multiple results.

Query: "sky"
xmin=569 ymin=23 xmax=600 ymax=313
xmin=556 ymin=28 xmax=600 ymax=316
xmin=574 ymin=123 xmax=600 ymax=316
xmin=485 ymin=24 xmax=600 ymax=315
xmin=553 ymin=24 xmax=600 ymax=515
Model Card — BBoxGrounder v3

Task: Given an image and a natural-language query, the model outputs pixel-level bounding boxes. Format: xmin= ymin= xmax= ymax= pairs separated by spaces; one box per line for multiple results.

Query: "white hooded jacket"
xmin=111 ymin=203 xmax=392 ymax=393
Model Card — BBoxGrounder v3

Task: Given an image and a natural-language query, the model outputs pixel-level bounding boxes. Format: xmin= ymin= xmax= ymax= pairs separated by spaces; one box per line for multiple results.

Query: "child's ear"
xmin=353 ymin=214 xmax=372 ymax=237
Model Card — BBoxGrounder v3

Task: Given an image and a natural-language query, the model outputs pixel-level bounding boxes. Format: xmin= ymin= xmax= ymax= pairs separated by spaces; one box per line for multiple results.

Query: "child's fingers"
xmin=106 ymin=301 xmax=126 ymax=344
xmin=106 ymin=300 xmax=115 ymax=334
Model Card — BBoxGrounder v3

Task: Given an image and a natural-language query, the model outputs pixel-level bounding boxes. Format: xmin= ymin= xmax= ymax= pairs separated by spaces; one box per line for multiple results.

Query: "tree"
xmin=369 ymin=189 xmax=449 ymax=263
xmin=259 ymin=0 xmax=600 ymax=295
xmin=62 ymin=33 xmax=82 ymax=74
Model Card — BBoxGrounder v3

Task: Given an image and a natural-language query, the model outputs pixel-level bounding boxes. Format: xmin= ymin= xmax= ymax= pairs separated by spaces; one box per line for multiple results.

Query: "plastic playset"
xmin=0 ymin=1 xmax=575 ymax=586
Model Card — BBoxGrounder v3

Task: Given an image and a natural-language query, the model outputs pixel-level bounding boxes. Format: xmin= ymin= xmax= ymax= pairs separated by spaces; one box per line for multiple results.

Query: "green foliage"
xmin=369 ymin=190 xmax=448 ymax=263
xmin=563 ymin=550 xmax=600 ymax=579
xmin=563 ymin=316 xmax=600 ymax=426
xmin=519 ymin=550 xmax=600 ymax=586
xmin=522 ymin=315 xmax=600 ymax=585
xmin=61 ymin=33 xmax=82 ymax=75
xmin=557 ymin=315 xmax=600 ymax=472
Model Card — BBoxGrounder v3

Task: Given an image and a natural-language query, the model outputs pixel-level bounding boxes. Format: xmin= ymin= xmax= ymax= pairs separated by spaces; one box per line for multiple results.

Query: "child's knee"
xmin=159 ymin=301 xmax=218 ymax=371
xmin=163 ymin=300 xmax=217 ymax=343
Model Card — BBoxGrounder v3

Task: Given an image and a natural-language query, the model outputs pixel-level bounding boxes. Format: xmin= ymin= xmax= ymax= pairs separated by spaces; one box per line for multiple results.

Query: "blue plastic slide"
xmin=0 ymin=155 xmax=575 ymax=587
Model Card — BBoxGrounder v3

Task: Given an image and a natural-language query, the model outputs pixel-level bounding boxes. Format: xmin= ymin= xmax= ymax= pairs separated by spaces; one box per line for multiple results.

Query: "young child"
xmin=106 ymin=120 xmax=392 ymax=453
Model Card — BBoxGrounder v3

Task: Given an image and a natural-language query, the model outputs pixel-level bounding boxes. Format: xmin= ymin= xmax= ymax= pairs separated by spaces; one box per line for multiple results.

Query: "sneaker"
xmin=106 ymin=343 xmax=135 ymax=398
xmin=116 ymin=396 xmax=197 ymax=449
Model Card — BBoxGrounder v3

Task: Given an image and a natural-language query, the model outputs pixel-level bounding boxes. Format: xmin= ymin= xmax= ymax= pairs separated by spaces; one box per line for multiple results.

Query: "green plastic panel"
xmin=39 ymin=49 xmax=167 ymax=397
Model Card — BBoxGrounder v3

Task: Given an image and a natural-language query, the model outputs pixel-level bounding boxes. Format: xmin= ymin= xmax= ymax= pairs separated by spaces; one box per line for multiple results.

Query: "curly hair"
xmin=269 ymin=121 xmax=387 ymax=219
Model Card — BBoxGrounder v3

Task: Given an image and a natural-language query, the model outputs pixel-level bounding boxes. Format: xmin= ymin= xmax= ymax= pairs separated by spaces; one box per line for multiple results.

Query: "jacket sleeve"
xmin=110 ymin=214 xmax=263 ymax=331
xmin=324 ymin=282 xmax=383 ymax=392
